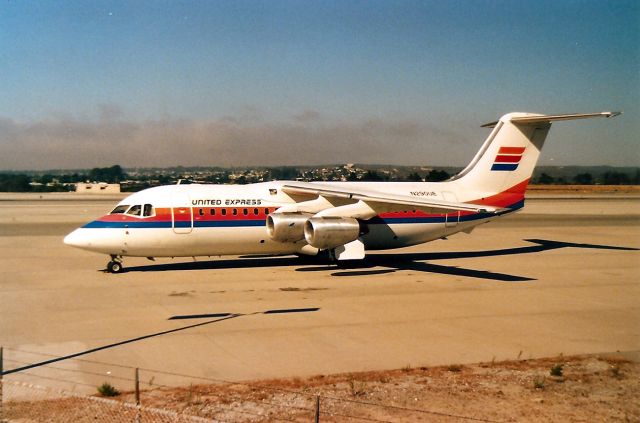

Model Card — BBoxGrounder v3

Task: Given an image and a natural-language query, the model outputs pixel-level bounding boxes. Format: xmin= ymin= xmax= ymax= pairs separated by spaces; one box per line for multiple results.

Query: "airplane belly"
xmin=363 ymin=222 xmax=445 ymax=250
xmin=121 ymin=227 xmax=300 ymax=257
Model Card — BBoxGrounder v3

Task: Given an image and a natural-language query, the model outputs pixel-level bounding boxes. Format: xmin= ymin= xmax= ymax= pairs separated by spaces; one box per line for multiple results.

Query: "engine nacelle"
xmin=266 ymin=213 xmax=309 ymax=242
xmin=304 ymin=217 xmax=362 ymax=250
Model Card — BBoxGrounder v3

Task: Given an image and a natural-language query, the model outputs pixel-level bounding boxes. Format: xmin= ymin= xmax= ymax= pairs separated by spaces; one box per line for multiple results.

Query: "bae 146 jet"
xmin=64 ymin=111 xmax=620 ymax=273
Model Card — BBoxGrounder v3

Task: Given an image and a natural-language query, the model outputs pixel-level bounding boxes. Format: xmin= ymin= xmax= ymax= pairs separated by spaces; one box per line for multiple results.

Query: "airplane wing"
xmin=280 ymin=182 xmax=499 ymax=216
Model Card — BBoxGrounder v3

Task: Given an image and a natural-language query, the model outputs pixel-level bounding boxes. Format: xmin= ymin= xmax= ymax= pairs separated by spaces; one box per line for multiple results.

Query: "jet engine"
xmin=266 ymin=213 xmax=309 ymax=242
xmin=304 ymin=217 xmax=363 ymax=250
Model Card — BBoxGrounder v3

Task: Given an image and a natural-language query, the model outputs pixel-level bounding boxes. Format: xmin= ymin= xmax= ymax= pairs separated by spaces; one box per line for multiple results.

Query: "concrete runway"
xmin=1 ymin=193 xmax=638 ymax=392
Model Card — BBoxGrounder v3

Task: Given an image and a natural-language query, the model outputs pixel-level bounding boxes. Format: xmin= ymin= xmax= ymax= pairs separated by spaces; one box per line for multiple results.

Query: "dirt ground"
xmin=105 ymin=353 xmax=637 ymax=422
xmin=6 ymin=354 xmax=638 ymax=422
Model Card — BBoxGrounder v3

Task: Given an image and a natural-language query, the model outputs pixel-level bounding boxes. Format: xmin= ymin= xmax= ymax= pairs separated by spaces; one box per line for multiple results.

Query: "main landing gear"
xmin=107 ymin=255 xmax=124 ymax=273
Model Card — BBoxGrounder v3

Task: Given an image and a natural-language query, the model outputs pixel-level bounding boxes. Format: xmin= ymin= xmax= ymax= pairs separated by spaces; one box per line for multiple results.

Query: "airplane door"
xmin=442 ymin=191 xmax=459 ymax=228
xmin=172 ymin=197 xmax=193 ymax=234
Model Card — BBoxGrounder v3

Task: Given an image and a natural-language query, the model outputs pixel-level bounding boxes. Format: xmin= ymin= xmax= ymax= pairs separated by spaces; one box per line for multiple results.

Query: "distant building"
xmin=75 ymin=182 xmax=121 ymax=193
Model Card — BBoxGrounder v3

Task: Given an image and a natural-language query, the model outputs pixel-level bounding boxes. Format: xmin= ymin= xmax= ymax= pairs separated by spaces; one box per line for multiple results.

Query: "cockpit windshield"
xmin=127 ymin=205 xmax=142 ymax=216
xmin=110 ymin=204 xmax=154 ymax=217
xmin=110 ymin=205 xmax=129 ymax=214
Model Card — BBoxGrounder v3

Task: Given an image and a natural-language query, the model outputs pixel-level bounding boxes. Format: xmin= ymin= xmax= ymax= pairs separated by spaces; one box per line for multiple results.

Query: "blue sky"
xmin=0 ymin=0 xmax=638 ymax=169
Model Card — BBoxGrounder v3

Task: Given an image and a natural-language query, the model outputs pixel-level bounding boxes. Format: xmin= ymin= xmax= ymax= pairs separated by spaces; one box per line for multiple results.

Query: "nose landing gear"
xmin=107 ymin=255 xmax=124 ymax=273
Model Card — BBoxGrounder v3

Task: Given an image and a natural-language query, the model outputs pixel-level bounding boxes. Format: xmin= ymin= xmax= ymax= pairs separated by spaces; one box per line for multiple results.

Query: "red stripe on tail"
xmin=498 ymin=146 xmax=526 ymax=154
xmin=494 ymin=155 xmax=522 ymax=163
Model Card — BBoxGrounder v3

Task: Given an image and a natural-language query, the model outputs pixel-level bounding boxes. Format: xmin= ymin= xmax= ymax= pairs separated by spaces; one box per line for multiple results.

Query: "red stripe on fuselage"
xmin=472 ymin=179 xmax=530 ymax=208
xmin=94 ymin=207 xmax=276 ymax=224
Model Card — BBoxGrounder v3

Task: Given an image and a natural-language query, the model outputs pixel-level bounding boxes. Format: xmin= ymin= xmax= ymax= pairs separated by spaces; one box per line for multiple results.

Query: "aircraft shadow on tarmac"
xmin=3 ymin=307 xmax=320 ymax=375
xmin=123 ymin=239 xmax=638 ymax=282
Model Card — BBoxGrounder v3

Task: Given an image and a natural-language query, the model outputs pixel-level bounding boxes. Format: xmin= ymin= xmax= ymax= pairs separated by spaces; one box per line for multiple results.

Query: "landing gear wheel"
xmin=107 ymin=261 xmax=123 ymax=273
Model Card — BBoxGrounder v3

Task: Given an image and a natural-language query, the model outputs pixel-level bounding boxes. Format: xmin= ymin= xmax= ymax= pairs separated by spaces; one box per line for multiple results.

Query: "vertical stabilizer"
xmin=450 ymin=111 xmax=620 ymax=203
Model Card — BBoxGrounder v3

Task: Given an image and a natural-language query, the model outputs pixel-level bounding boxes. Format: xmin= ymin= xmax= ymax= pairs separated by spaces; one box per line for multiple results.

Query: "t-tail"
xmin=448 ymin=111 xmax=621 ymax=208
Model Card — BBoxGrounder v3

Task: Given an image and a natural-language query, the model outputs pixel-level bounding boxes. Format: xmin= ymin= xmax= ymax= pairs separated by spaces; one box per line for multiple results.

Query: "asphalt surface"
xmin=1 ymin=193 xmax=638 ymax=393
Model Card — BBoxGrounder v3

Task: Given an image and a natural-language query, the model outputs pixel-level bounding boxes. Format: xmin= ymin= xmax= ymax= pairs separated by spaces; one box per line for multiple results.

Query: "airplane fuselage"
xmin=64 ymin=180 xmax=515 ymax=259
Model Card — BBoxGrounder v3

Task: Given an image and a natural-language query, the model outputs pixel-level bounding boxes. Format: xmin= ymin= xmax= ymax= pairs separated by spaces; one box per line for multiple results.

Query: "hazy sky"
xmin=1 ymin=0 xmax=638 ymax=170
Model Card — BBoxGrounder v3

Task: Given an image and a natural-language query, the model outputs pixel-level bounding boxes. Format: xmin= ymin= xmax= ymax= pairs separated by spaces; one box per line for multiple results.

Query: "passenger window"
xmin=253 ymin=208 xmax=259 ymax=215
xmin=221 ymin=209 xmax=227 ymax=216
xmin=143 ymin=204 xmax=154 ymax=217
xmin=198 ymin=208 xmax=204 ymax=216
xmin=232 ymin=209 xmax=237 ymax=216
xmin=111 ymin=205 xmax=129 ymax=214
xmin=127 ymin=205 xmax=142 ymax=216
xmin=210 ymin=208 xmax=216 ymax=216
xmin=265 ymin=208 xmax=270 ymax=215
xmin=243 ymin=208 xmax=248 ymax=216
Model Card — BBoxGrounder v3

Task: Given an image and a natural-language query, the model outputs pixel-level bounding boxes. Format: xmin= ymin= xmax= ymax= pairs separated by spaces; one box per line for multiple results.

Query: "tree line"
xmin=535 ymin=170 xmax=640 ymax=185
xmin=1 ymin=165 xmax=639 ymax=192
xmin=0 ymin=165 xmax=125 ymax=192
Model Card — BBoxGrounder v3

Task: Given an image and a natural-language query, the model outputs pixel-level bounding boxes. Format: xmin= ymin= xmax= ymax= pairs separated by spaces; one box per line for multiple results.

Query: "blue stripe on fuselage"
xmin=83 ymin=220 xmax=172 ymax=229
xmin=82 ymin=200 xmax=524 ymax=230
xmin=82 ymin=220 xmax=266 ymax=229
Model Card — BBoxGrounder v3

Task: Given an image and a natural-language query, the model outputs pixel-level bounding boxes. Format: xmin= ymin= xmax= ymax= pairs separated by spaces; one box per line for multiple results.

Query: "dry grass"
xmin=123 ymin=354 xmax=639 ymax=422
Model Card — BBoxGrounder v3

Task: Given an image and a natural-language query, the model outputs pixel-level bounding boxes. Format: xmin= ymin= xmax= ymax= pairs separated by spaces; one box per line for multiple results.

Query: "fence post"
xmin=314 ymin=395 xmax=320 ymax=423
xmin=134 ymin=367 xmax=141 ymax=423
xmin=135 ymin=367 xmax=140 ymax=406
xmin=1 ymin=346 xmax=4 ymax=423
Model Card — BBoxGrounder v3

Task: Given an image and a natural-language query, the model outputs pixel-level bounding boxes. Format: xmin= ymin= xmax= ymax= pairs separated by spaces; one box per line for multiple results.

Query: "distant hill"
xmin=1 ymin=165 xmax=638 ymax=192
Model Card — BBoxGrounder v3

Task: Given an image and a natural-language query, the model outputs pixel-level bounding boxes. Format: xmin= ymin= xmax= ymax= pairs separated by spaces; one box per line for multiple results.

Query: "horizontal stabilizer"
xmin=481 ymin=111 xmax=621 ymax=128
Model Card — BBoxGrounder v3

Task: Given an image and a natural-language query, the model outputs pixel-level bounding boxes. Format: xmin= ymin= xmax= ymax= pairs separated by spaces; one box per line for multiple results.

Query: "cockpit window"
xmin=143 ymin=204 xmax=154 ymax=217
xmin=110 ymin=205 xmax=129 ymax=214
xmin=126 ymin=205 xmax=142 ymax=216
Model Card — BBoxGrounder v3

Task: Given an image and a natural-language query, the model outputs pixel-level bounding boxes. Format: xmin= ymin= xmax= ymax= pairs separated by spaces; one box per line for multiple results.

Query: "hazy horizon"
xmin=1 ymin=1 xmax=638 ymax=170
xmin=5 ymin=162 xmax=638 ymax=175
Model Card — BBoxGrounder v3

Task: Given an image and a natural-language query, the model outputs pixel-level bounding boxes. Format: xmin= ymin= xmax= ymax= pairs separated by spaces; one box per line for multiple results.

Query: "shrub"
xmin=348 ymin=378 xmax=366 ymax=397
xmin=97 ymin=382 xmax=120 ymax=397
xmin=550 ymin=364 xmax=564 ymax=377
xmin=610 ymin=365 xmax=622 ymax=378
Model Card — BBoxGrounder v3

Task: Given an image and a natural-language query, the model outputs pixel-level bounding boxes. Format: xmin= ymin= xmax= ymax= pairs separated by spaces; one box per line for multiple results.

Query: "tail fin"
xmin=451 ymin=112 xmax=620 ymax=201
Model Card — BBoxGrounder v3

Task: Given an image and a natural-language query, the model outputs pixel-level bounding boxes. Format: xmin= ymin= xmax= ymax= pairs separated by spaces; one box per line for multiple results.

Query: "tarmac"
xmin=0 ymin=193 xmax=638 ymax=393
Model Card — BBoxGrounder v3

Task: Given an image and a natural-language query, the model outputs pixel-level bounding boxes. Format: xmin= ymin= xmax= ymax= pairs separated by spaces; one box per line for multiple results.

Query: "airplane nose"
xmin=64 ymin=226 xmax=124 ymax=254
xmin=64 ymin=228 xmax=88 ymax=248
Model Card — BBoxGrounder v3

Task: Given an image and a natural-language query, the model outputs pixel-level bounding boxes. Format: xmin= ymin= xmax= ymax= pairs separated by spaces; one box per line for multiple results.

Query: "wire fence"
xmin=1 ymin=346 xmax=501 ymax=423
xmin=2 ymin=380 xmax=214 ymax=423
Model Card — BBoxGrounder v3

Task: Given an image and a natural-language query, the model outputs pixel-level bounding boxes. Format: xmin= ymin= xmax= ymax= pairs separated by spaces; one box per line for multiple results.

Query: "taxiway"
xmin=1 ymin=193 xmax=638 ymax=392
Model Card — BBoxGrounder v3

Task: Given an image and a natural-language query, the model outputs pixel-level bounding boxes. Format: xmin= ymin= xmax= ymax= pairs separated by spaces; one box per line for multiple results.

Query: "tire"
xmin=108 ymin=261 xmax=123 ymax=273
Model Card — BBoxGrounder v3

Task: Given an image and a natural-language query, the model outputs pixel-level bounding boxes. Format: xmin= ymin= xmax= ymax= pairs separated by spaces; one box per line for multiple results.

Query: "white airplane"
xmin=64 ymin=111 xmax=619 ymax=273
